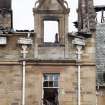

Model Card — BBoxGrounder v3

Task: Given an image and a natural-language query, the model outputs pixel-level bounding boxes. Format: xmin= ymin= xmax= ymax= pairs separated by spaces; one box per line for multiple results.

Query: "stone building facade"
xmin=0 ymin=0 xmax=97 ymax=105
xmin=96 ymin=21 xmax=105 ymax=105
xmin=94 ymin=5 xmax=105 ymax=105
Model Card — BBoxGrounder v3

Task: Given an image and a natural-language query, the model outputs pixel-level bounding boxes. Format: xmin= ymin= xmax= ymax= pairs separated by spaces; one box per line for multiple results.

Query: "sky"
xmin=12 ymin=0 xmax=105 ymax=32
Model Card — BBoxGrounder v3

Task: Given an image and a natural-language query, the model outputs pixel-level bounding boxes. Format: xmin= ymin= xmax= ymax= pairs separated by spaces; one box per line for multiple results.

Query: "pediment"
xmin=36 ymin=0 xmax=68 ymax=11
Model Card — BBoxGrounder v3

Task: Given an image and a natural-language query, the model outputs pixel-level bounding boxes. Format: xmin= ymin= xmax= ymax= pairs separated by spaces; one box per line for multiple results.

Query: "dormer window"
xmin=33 ymin=0 xmax=70 ymax=45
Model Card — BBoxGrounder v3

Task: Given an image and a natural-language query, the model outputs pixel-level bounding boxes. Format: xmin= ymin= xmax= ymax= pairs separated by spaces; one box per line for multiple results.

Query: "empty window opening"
xmin=103 ymin=72 xmax=105 ymax=82
xmin=43 ymin=73 xmax=60 ymax=105
xmin=44 ymin=21 xmax=59 ymax=43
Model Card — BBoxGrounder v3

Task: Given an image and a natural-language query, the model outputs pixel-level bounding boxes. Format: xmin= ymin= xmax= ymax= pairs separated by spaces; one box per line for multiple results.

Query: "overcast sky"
xmin=12 ymin=0 xmax=105 ymax=31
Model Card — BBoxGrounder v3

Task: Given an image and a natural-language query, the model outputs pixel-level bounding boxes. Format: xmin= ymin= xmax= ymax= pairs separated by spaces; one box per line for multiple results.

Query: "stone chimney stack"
xmin=0 ymin=0 xmax=13 ymax=30
xmin=78 ymin=0 xmax=96 ymax=32
xmin=0 ymin=0 xmax=11 ymax=9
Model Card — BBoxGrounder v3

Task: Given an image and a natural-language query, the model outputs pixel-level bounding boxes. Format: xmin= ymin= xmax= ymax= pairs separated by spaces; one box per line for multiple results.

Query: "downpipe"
xmin=18 ymin=33 xmax=32 ymax=105
xmin=77 ymin=46 xmax=82 ymax=105
xmin=21 ymin=45 xmax=27 ymax=105
xmin=77 ymin=64 xmax=80 ymax=105
xmin=22 ymin=60 xmax=26 ymax=105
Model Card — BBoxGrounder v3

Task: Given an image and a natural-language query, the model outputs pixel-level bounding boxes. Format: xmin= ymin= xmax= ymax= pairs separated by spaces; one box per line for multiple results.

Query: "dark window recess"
xmin=103 ymin=72 xmax=105 ymax=82
xmin=11 ymin=103 xmax=18 ymax=105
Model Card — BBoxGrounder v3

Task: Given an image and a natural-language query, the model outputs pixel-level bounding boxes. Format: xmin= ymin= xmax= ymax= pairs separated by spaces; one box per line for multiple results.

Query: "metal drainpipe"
xmin=72 ymin=36 xmax=85 ymax=105
xmin=18 ymin=33 xmax=32 ymax=105
xmin=77 ymin=45 xmax=82 ymax=105
xmin=22 ymin=60 xmax=26 ymax=105
xmin=21 ymin=45 xmax=28 ymax=105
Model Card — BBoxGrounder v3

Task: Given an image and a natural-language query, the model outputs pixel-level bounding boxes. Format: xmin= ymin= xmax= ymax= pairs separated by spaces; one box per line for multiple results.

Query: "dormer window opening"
xmin=44 ymin=20 xmax=59 ymax=43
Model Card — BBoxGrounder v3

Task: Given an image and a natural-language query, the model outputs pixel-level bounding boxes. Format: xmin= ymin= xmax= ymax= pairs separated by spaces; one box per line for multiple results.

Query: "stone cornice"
xmin=33 ymin=8 xmax=70 ymax=14
xmin=0 ymin=60 xmax=96 ymax=66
